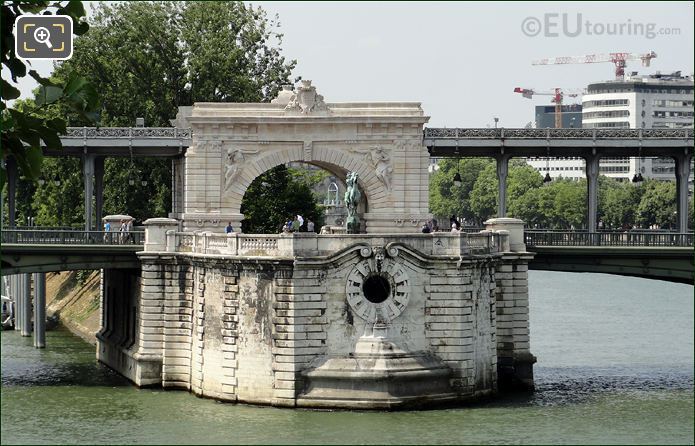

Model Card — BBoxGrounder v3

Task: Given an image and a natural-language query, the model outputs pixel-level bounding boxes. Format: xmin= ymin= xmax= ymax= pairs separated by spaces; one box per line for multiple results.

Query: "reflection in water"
xmin=1 ymin=272 xmax=693 ymax=444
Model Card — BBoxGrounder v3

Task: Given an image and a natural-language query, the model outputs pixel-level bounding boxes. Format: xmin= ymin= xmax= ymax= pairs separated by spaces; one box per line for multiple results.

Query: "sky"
xmin=5 ymin=1 xmax=694 ymax=128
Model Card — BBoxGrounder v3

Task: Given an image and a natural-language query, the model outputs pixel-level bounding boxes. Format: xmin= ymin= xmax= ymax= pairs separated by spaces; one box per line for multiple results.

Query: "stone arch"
xmin=223 ymin=145 xmax=387 ymax=221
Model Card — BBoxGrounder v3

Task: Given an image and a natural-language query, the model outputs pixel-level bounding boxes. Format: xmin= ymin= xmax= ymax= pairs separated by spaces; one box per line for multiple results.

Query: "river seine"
xmin=1 ymin=271 xmax=693 ymax=444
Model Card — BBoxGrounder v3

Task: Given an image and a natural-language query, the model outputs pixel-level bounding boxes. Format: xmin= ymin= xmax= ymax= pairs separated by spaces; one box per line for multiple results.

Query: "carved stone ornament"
xmin=394 ymin=139 xmax=421 ymax=151
xmin=285 ymin=80 xmax=329 ymax=114
xmin=224 ymin=147 xmax=259 ymax=191
xmin=345 ymin=246 xmax=410 ymax=323
xmin=349 ymin=145 xmax=393 ymax=192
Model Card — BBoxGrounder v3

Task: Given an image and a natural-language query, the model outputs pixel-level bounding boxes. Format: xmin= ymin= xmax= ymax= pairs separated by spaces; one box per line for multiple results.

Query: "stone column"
xmin=495 ymin=154 xmax=511 ymax=218
xmin=21 ymin=273 xmax=32 ymax=337
xmin=12 ymin=275 xmax=22 ymax=332
xmin=6 ymin=157 xmax=17 ymax=227
xmin=675 ymin=153 xmax=692 ymax=232
xmin=83 ymin=153 xmax=95 ymax=231
xmin=585 ymin=154 xmax=600 ymax=233
xmin=94 ymin=157 xmax=105 ymax=230
xmin=33 ymin=273 xmax=46 ymax=348
xmin=485 ymin=218 xmax=536 ymax=391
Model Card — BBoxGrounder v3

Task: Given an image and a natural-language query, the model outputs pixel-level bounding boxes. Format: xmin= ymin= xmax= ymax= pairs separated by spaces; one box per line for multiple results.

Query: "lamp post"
xmin=53 ymin=174 xmax=62 ymax=226
xmin=453 ymin=158 xmax=462 ymax=187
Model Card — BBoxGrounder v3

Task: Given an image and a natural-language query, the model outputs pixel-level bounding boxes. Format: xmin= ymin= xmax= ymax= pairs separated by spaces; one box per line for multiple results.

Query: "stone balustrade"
xmin=154 ymin=230 xmax=509 ymax=257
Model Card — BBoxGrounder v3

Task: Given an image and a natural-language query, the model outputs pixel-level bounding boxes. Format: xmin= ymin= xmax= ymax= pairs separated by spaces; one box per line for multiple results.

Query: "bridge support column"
xmin=33 ymin=273 xmax=46 ymax=348
xmin=6 ymin=157 xmax=17 ymax=227
xmin=495 ymin=154 xmax=511 ymax=218
xmin=21 ymin=273 xmax=32 ymax=337
xmin=585 ymin=154 xmax=600 ymax=233
xmin=83 ymin=153 xmax=95 ymax=231
xmin=95 ymin=156 xmax=105 ymax=231
xmin=11 ymin=275 xmax=22 ymax=332
xmin=485 ymin=218 xmax=536 ymax=391
xmin=675 ymin=153 xmax=692 ymax=232
xmin=170 ymin=158 xmax=185 ymax=218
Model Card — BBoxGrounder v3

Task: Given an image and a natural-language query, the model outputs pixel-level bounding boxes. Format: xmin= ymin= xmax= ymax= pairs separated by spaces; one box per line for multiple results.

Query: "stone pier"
xmin=97 ymin=218 xmax=535 ymax=408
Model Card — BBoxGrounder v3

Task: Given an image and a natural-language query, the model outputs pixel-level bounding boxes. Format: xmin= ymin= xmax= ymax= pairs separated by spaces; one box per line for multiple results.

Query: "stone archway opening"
xmin=239 ymin=161 xmax=369 ymax=234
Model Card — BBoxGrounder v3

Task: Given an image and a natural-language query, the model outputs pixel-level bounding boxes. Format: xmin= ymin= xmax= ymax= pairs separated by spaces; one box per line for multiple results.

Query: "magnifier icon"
xmin=33 ymin=27 xmax=52 ymax=49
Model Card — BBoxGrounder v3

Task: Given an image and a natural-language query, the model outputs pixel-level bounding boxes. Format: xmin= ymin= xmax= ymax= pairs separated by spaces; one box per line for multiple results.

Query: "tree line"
xmin=429 ymin=158 xmax=693 ymax=230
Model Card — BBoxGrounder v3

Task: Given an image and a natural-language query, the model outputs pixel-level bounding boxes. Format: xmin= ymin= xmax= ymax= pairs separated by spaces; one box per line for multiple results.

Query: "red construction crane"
xmin=532 ymin=51 xmax=657 ymax=80
xmin=514 ymin=87 xmax=581 ymax=129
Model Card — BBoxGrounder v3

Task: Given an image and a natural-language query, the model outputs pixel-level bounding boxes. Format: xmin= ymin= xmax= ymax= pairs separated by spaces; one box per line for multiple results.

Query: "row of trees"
xmin=4 ymin=1 xmax=304 ymax=227
xmin=430 ymin=158 xmax=693 ymax=230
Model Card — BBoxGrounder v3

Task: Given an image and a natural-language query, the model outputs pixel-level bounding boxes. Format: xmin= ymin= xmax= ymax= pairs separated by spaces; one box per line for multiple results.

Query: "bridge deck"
xmin=425 ymin=128 xmax=694 ymax=157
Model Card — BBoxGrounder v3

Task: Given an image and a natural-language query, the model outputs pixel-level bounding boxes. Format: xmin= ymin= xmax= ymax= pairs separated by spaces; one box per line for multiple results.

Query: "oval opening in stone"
xmin=362 ymin=275 xmax=391 ymax=304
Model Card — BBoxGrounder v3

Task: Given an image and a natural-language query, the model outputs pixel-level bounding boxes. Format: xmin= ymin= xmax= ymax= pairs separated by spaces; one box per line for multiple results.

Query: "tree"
xmin=1 ymin=1 xmax=98 ymax=191
xmin=507 ymin=161 xmax=544 ymax=202
xmin=600 ymin=180 xmax=644 ymax=229
xmin=429 ymin=158 xmax=493 ymax=224
xmin=551 ymin=179 xmax=586 ymax=229
xmin=32 ymin=157 xmax=84 ymax=226
xmin=241 ymin=165 xmax=324 ymax=234
xmin=469 ymin=163 xmax=498 ymax=221
xmin=21 ymin=1 xmax=297 ymax=224
xmin=508 ymin=186 xmax=557 ymax=228
xmin=636 ymin=180 xmax=677 ymax=229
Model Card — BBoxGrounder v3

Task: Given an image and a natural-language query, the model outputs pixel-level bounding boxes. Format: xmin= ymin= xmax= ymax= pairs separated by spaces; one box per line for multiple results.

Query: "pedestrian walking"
xmin=125 ymin=218 xmax=134 ymax=243
xmin=119 ymin=219 xmax=127 ymax=244
xmin=307 ymin=219 xmax=315 ymax=233
xmin=225 ymin=222 xmax=234 ymax=234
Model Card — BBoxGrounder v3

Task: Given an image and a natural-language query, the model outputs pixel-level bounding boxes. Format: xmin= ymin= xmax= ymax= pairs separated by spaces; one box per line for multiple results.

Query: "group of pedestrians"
xmin=420 ymin=216 xmax=467 ymax=233
xmin=282 ymin=215 xmax=315 ymax=233
xmin=103 ymin=218 xmax=134 ymax=243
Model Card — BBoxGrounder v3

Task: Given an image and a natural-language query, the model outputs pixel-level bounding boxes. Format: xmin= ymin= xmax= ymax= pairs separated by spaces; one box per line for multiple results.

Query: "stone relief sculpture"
xmin=351 ymin=146 xmax=393 ymax=192
xmin=370 ymin=146 xmax=393 ymax=192
xmin=285 ymin=80 xmax=329 ymax=114
xmin=224 ymin=147 xmax=258 ymax=191
xmin=344 ymin=172 xmax=362 ymax=234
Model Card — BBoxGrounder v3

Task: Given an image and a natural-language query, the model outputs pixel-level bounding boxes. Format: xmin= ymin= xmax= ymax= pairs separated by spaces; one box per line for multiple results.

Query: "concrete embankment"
xmin=45 ymin=271 xmax=100 ymax=345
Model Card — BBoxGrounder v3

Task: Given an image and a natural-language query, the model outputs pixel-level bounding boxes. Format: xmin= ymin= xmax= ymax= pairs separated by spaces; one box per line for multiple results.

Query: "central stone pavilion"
xmin=97 ymin=81 xmax=535 ymax=409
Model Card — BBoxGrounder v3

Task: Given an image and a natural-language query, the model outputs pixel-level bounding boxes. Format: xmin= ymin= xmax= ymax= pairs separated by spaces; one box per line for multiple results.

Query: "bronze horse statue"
xmin=344 ymin=172 xmax=361 ymax=234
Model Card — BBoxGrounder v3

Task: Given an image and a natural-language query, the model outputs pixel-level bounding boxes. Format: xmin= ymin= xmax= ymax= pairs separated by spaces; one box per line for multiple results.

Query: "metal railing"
xmin=525 ymin=230 xmax=694 ymax=247
xmin=1 ymin=230 xmax=145 ymax=246
xmin=424 ymin=128 xmax=694 ymax=140
xmin=65 ymin=127 xmax=191 ymax=139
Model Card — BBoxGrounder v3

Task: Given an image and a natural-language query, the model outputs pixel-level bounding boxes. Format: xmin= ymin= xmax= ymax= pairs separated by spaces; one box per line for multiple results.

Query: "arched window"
xmin=326 ymin=182 xmax=340 ymax=206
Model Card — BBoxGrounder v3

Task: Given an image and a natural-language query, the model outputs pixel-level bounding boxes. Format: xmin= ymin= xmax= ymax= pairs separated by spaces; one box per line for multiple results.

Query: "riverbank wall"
xmin=46 ymin=271 xmax=100 ymax=345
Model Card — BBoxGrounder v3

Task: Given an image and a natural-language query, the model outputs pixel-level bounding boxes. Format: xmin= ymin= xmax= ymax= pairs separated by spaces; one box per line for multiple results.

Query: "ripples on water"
xmin=1 ymin=272 xmax=693 ymax=445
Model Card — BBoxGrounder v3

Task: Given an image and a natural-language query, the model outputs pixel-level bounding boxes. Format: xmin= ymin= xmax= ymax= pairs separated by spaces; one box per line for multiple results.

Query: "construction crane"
xmin=532 ymin=51 xmax=657 ymax=80
xmin=513 ymin=87 xmax=581 ymax=129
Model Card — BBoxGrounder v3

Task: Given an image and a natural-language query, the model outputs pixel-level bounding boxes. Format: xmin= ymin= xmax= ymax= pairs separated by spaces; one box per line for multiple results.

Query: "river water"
xmin=1 ymin=271 xmax=693 ymax=445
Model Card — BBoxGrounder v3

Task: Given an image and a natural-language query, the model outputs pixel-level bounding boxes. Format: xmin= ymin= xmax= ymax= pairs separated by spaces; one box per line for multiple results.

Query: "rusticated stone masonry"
xmin=161 ymin=263 xmax=193 ymax=389
xmin=425 ymin=260 xmax=497 ymax=397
